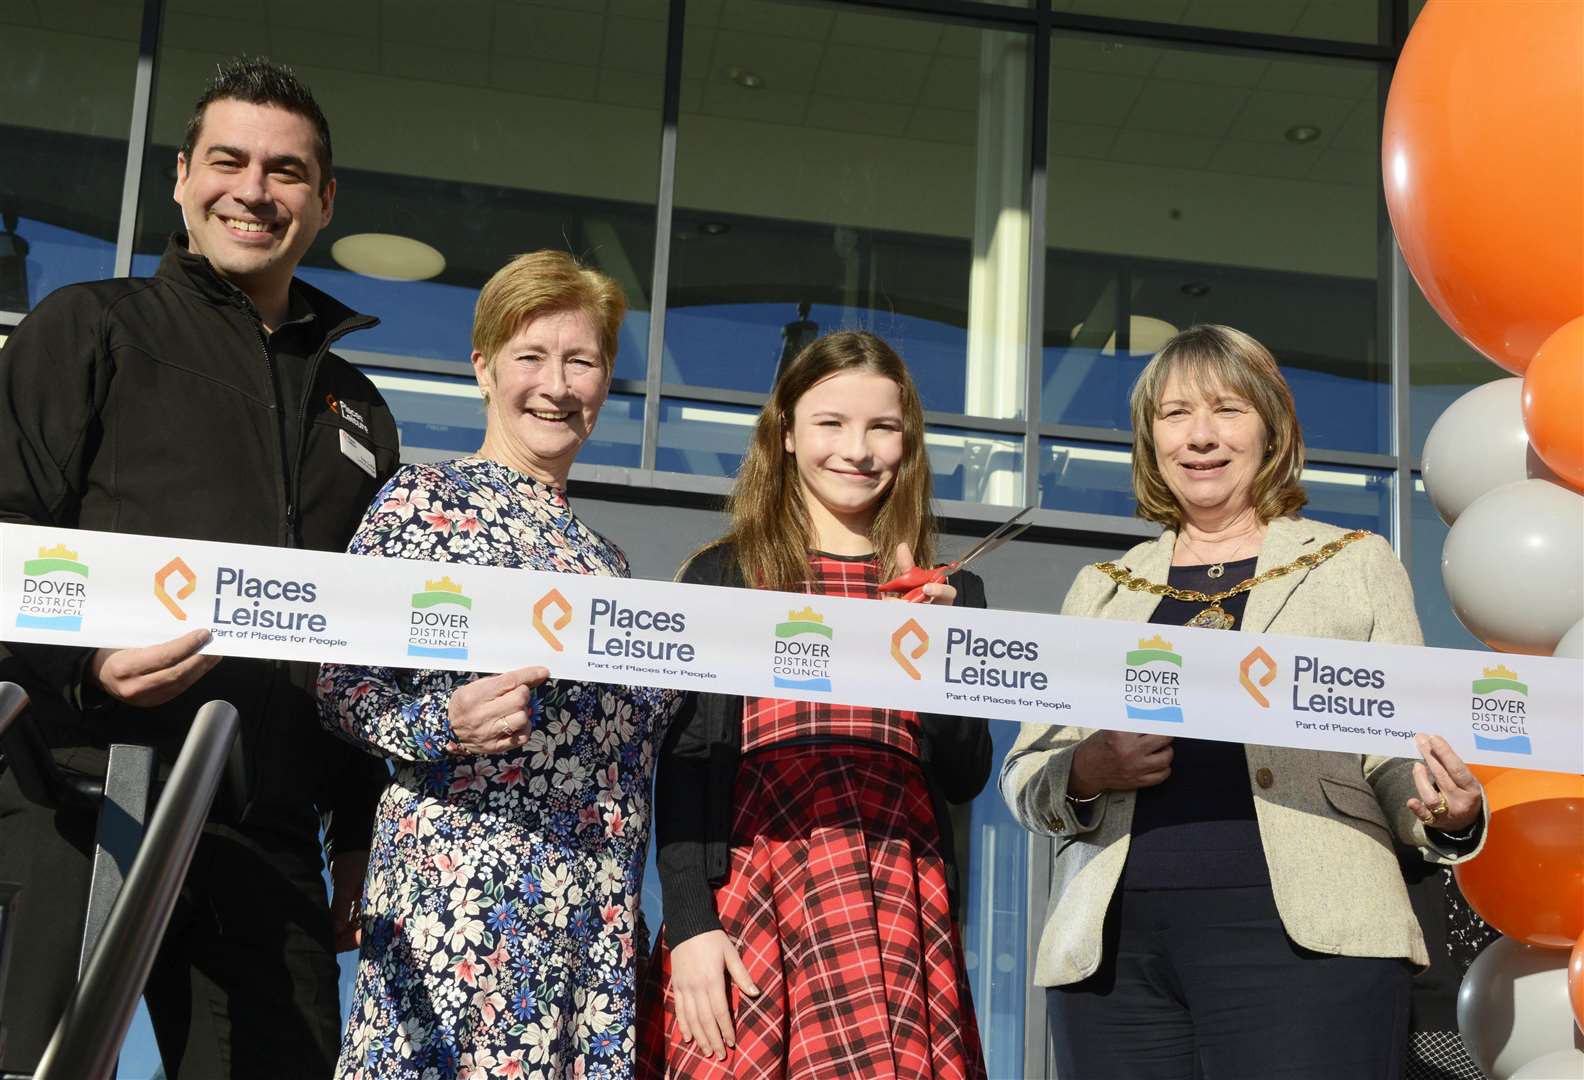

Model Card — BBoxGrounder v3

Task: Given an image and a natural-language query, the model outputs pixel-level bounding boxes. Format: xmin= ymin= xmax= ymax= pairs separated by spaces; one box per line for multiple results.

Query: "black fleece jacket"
xmin=653 ymin=542 xmax=995 ymax=947
xmin=0 ymin=237 xmax=401 ymax=853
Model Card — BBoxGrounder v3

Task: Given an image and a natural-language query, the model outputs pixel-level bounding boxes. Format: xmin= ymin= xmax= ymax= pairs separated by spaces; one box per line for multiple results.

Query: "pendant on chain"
xmin=1206 ymin=563 xmax=1225 ymax=579
xmin=1187 ymin=605 xmax=1236 ymax=631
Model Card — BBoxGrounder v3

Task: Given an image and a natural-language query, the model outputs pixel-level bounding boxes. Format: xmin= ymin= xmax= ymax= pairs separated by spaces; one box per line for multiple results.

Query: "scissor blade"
xmin=949 ymin=506 xmax=1034 ymax=571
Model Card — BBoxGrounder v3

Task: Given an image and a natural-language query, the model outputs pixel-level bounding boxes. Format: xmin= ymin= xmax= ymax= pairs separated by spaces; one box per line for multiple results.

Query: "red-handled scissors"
xmin=877 ymin=506 xmax=1034 ymax=603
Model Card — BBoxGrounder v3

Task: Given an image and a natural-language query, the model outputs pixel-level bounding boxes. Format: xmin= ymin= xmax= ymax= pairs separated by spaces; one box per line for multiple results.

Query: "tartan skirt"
xmin=637 ymin=743 xmax=987 ymax=1080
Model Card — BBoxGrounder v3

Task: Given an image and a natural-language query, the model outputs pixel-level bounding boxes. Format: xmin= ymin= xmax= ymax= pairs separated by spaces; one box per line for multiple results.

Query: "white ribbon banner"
xmin=2 ymin=523 xmax=1579 ymax=774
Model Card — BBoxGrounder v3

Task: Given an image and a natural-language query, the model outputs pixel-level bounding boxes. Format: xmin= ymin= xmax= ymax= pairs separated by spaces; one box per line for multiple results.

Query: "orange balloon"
xmin=1571 ymin=933 xmax=1584 ymax=1034
xmin=1523 ymin=316 xmax=1584 ymax=491
xmin=1469 ymin=764 xmax=1509 ymax=788
xmin=1455 ymin=796 xmax=1584 ymax=949
xmin=1483 ymin=769 xmax=1584 ymax=816
xmin=1382 ymin=1 xmax=1584 ymax=374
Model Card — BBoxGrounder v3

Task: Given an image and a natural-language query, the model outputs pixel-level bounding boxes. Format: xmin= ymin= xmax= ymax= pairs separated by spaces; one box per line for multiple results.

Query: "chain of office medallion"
xmin=1092 ymin=530 xmax=1370 ymax=605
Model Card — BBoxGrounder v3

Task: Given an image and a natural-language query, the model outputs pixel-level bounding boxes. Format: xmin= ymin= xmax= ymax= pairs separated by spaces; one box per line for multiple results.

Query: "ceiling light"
xmin=1180 ymin=281 xmax=1210 ymax=298
xmin=726 ymin=65 xmax=764 ymax=90
xmin=1070 ymin=315 xmax=1180 ymax=356
xmin=699 ymin=221 xmax=731 ymax=236
xmin=1285 ymin=124 xmax=1322 ymax=144
xmin=330 ymin=233 xmax=446 ymax=281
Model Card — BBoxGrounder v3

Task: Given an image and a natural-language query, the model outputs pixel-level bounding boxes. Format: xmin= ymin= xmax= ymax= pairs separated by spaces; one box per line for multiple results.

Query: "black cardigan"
xmin=653 ymin=542 xmax=996 ymax=947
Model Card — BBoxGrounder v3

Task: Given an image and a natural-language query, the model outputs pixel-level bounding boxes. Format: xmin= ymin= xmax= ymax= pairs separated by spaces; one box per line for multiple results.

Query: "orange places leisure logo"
xmin=1239 ymin=646 xmax=1277 ymax=707
xmin=891 ymin=617 xmax=929 ymax=681
xmin=533 ymin=588 xmax=573 ymax=652
xmin=154 ymin=557 xmax=198 ymax=620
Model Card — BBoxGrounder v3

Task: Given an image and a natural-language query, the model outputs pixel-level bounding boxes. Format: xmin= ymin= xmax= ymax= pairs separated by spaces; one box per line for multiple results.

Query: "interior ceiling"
xmin=5 ymin=0 xmax=1378 ymax=185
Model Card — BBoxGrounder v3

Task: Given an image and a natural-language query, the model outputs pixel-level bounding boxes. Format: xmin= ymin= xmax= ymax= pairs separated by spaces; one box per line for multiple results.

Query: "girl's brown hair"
xmin=1129 ymin=324 xmax=1308 ymax=529
xmin=705 ymin=330 xmax=937 ymax=591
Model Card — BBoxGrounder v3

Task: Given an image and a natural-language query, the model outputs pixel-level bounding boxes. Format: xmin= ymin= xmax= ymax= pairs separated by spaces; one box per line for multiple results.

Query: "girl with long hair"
xmin=637 ymin=330 xmax=991 ymax=1079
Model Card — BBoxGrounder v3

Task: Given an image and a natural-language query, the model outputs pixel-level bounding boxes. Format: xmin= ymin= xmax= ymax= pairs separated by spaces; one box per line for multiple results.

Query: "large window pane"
xmin=377 ymin=369 xmax=643 ymax=470
xmin=0 ymin=2 xmax=141 ymax=311
xmin=664 ymin=3 xmax=1033 ymax=435
xmin=1406 ymin=277 xmax=1501 ymax=459
xmin=1302 ymin=464 xmax=1391 ymax=537
xmin=1043 ymin=35 xmax=1387 ymax=453
xmin=1053 ymin=0 xmax=1385 ymax=47
xmin=132 ymin=0 xmax=666 ymax=382
xmin=1409 ymin=474 xmax=1484 ymax=650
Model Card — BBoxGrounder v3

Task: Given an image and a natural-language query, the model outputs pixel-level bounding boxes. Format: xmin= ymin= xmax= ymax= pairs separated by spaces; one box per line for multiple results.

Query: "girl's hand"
xmin=445 ymin=665 xmax=549 ymax=755
xmin=892 ymin=542 xmax=956 ymax=605
xmin=1407 ymin=733 xmax=1484 ymax=833
xmin=670 ymin=929 xmax=760 ymax=1060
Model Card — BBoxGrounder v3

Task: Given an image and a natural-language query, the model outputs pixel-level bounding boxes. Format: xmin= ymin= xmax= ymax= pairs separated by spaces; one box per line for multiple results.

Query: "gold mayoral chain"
xmin=1092 ymin=530 xmax=1370 ymax=631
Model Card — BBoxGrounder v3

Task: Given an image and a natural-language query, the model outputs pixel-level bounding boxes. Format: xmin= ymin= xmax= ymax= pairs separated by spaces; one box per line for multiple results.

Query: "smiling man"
xmin=0 ymin=59 xmax=400 ymax=1078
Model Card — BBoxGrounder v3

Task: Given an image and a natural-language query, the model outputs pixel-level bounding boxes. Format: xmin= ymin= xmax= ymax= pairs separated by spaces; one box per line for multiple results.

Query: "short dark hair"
xmin=180 ymin=57 xmax=333 ymax=192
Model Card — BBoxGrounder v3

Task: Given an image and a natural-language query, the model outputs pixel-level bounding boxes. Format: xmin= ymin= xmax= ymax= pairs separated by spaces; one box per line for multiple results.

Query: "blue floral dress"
xmin=317 ymin=457 xmax=680 ymax=1080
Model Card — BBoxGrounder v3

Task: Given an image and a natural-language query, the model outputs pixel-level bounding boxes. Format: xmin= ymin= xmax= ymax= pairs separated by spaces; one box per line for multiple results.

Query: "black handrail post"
xmin=33 ymin=700 xmax=239 ymax=1080
xmin=77 ymin=744 xmax=157 ymax=980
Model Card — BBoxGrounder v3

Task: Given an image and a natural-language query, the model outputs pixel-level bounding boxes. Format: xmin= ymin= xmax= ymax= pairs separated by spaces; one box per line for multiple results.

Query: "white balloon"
xmin=1555 ymin=619 xmax=1584 ymax=659
xmin=1459 ymin=936 xmax=1578 ymax=1080
xmin=1422 ymin=379 xmax=1561 ymax=526
xmin=1443 ymin=479 xmax=1584 ymax=654
xmin=1511 ymin=1048 xmax=1584 ymax=1079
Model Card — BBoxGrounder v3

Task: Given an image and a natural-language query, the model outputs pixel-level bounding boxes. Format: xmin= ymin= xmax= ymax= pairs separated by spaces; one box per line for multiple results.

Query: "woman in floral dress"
xmin=318 ymin=252 xmax=678 ymax=1079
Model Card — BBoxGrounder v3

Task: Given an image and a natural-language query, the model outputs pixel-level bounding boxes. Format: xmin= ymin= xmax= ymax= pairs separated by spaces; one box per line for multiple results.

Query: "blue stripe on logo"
xmin=773 ymin=676 xmax=832 ymax=693
xmin=407 ymin=644 xmax=470 ymax=660
xmin=15 ymin=614 xmax=83 ymax=632
xmin=1126 ymin=704 xmax=1184 ymax=723
xmin=1473 ymin=733 xmax=1532 ymax=755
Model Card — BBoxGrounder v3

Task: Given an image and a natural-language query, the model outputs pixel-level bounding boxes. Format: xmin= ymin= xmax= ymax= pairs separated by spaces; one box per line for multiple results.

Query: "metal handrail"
xmin=0 ymin=683 xmax=99 ymax=810
xmin=33 ymin=700 xmax=240 ymax=1080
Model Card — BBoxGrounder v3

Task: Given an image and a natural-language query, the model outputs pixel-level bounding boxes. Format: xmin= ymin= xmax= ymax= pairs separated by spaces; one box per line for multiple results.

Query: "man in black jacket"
xmin=0 ymin=59 xmax=400 ymax=1077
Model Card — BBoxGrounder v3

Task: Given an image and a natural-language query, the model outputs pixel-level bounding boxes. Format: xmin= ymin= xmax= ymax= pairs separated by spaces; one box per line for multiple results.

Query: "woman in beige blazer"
xmin=1001 ymin=325 xmax=1487 ymax=1080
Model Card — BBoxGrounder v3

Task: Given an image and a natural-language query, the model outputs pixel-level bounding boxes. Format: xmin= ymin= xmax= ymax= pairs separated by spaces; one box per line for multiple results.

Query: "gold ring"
xmin=1431 ymin=795 xmax=1449 ymax=818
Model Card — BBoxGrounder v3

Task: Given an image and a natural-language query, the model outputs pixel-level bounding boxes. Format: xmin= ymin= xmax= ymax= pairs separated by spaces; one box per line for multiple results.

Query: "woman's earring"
xmin=481 ymin=389 xmax=491 ymax=405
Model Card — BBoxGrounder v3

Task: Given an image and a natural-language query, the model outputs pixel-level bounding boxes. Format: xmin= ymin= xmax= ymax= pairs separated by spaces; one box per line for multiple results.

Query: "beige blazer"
xmin=1000 ymin=515 xmax=1487 ymax=987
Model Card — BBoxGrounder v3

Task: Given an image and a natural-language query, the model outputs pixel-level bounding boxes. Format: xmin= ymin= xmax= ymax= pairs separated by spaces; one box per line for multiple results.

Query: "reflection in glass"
xmin=666 ymin=4 xmax=1031 ymax=423
xmin=928 ymin=429 xmax=1024 ymax=507
xmin=134 ymin=1 xmax=665 ymax=379
xmin=656 ymin=398 xmax=758 ymax=478
xmin=960 ymin=719 xmax=1030 ymax=1080
xmin=1409 ymin=475 xmax=1484 ymax=650
xmin=1038 ymin=438 xmax=1393 ymax=539
xmin=371 ymin=370 xmax=642 ymax=470
xmin=1407 ymin=279 xmax=1501 ymax=459
xmin=1053 ymin=0 xmax=1385 ymax=46
xmin=1043 ymin=35 xmax=1386 ymax=452
xmin=1302 ymin=465 xmax=1391 ymax=537
xmin=0 ymin=7 xmax=140 ymax=309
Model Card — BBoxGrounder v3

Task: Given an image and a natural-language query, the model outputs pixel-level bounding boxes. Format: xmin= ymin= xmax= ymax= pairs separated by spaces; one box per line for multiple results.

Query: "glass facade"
xmin=1 ymin=1 xmax=1484 ymax=1076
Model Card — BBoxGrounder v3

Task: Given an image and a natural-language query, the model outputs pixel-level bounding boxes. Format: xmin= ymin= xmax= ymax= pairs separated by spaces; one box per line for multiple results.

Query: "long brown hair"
xmin=706 ymin=330 xmax=937 ymax=592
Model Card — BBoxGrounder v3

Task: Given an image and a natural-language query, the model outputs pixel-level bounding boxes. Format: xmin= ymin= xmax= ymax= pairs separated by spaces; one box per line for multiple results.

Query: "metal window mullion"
xmin=1022 ymin=16 xmax=1050 ymax=513
xmin=1379 ymin=55 xmax=1413 ymax=563
xmin=112 ymin=0 xmax=164 ymax=278
xmin=641 ymin=0 xmax=687 ymax=472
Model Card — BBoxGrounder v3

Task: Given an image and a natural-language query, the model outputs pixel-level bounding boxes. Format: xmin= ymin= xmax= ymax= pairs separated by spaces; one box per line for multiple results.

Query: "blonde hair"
xmin=471 ymin=251 xmax=626 ymax=374
xmin=1129 ymin=324 xmax=1307 ymax=529
xmin=706 ymin=331 xmax=937 ymax=592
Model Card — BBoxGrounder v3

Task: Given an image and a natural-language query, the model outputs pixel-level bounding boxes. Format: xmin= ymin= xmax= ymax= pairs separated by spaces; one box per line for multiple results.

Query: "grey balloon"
xmin=1554 ymin=619 xmax=1584 ymax=659
xmin=1510 ymin=1049 xmax=1584 ymax=1079
xmin=1443 ymin=479 xmax=1584 ymax=654
xmin=1422 ymin=379 xmax=1560 ymax=526
xmin=1457 ymin=936 xmax=1578 ymax=1080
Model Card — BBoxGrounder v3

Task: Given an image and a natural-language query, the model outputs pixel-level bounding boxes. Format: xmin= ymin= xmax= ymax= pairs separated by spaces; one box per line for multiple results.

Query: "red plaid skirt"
xmin=637 ymin=743 xmax=987 ymax=1080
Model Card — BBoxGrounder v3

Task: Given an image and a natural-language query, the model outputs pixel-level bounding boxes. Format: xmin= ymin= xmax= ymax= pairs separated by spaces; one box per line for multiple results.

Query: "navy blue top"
xmin=1121 ymin=557 xmax=1271 ymax=890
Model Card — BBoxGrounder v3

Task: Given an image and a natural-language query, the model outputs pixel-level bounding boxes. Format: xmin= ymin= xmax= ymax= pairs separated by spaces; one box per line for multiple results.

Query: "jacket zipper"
xmin=287 ymin=315 xmax=376 ymax=547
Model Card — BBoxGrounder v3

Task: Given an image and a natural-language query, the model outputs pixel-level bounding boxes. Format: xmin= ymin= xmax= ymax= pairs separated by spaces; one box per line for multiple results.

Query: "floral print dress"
xmin=318 ymin=457 xmax=680 ymax=1080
